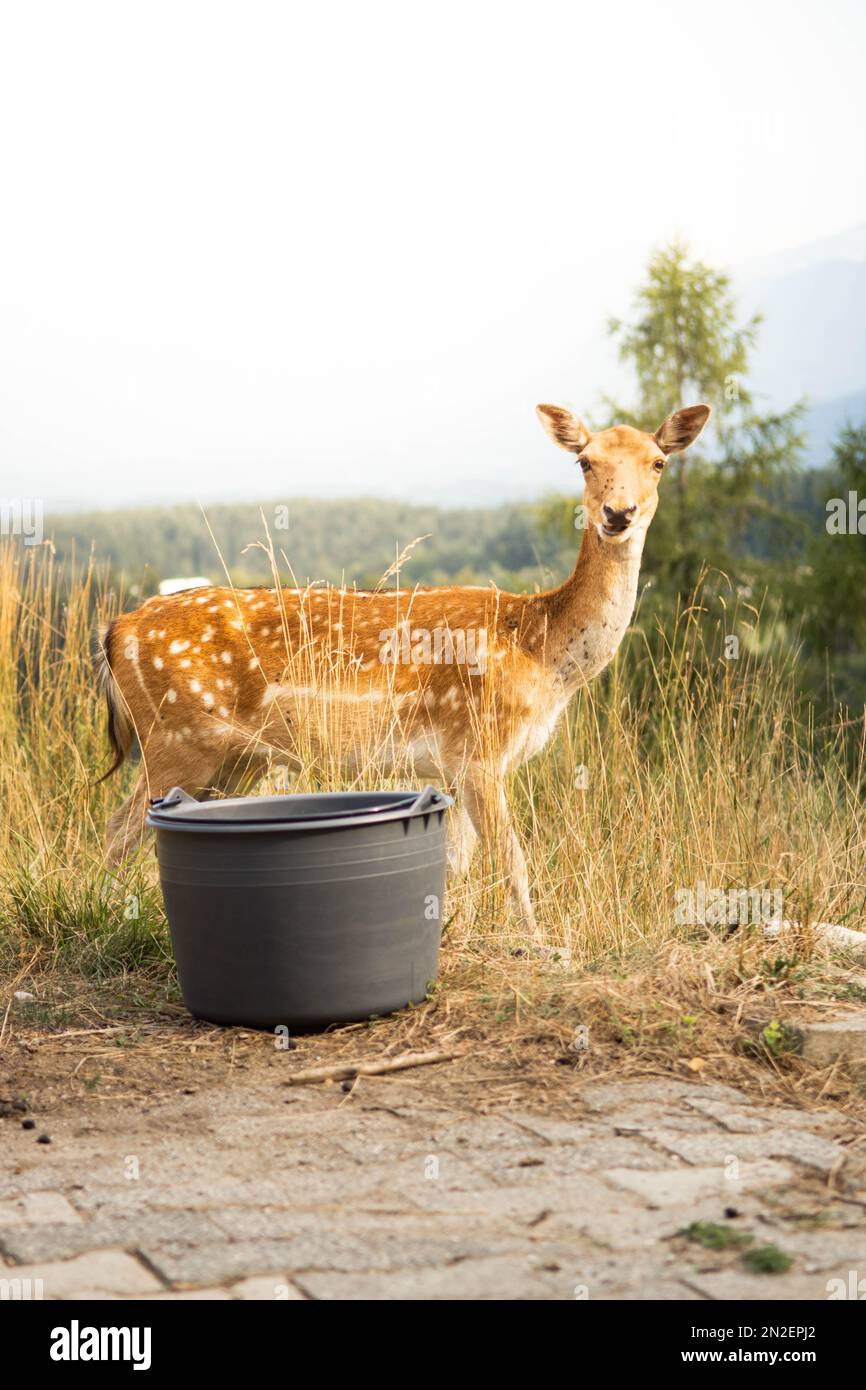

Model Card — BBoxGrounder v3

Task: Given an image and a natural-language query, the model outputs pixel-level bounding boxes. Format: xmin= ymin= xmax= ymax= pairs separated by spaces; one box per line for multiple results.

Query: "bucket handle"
xmin=408 ymin=785 xmax=446 ymax=816
xmin=149 ymin=786 xmax=199 ymax=812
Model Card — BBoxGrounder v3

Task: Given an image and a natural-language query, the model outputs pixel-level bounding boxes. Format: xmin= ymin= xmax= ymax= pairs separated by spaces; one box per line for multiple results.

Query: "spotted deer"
xmin=98 ymin=402 xmax=710 ymax=945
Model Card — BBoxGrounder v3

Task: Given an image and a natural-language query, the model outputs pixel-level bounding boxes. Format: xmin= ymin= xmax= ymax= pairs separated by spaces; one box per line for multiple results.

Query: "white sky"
xmin=2 ymin=0 xmax=865 ymax=508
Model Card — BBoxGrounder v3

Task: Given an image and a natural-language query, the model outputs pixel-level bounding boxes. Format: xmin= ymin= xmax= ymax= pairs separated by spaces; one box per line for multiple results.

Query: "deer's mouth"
xmin=599 ymin=519 xmax=634 ymax=541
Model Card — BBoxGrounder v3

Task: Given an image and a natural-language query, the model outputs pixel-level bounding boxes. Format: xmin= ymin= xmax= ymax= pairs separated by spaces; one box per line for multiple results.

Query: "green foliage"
xmin=783 ymin=423 xmax=866 ymax=707
xmin=759 ymin=1019 xmax=798 ymax=1058
xmin=681 ymin=1222 xmax=754 ymax=1251
xmin=741 ymin=1244 xmax=794 ymax=1274
xmin=604 ymin=240 xmax=806 ymax=601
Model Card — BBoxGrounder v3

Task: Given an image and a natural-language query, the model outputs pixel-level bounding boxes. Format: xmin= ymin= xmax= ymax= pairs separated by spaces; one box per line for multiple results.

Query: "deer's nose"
xmin=602 ymin=503 xmax=637 ymax=531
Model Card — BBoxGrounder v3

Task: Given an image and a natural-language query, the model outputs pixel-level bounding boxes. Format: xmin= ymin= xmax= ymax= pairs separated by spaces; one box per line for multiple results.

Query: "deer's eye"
xmin=578 ymin=457 xmax=591 ymax=473
xmin=653 ymin=457 xmax=666 ymax=472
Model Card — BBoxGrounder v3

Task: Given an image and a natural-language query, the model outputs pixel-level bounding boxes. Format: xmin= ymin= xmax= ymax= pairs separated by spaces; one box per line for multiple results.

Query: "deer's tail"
xmin=94 ymin=621 xmax=135 ymax=784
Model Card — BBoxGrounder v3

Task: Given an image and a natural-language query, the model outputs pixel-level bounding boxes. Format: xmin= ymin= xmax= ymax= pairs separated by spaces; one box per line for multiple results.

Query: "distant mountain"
xmin=735 ymin=223 xmax=866 ymax=443
xmin=737 ymin=223 xmax=866 ymax=282
xmin=803 ymin=388 xmax=866 ymax=466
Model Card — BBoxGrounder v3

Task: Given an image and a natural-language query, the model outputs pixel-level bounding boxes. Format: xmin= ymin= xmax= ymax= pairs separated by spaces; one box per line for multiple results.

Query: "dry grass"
xmin=1 ymin=539 xmax=866 ymax=1112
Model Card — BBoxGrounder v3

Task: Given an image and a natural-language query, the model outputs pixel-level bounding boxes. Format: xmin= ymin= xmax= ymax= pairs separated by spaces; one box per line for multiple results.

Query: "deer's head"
xmin=536 ymin=403 xmax=711 ymax=545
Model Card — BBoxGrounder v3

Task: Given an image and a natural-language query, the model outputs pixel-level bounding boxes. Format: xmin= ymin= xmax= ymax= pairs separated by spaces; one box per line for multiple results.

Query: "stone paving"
xmin=1 ymin=1074 xmax=865 ymax=1300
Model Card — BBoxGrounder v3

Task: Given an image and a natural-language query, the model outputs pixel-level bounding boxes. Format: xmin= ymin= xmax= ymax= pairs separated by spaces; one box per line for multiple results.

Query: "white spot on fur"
xmin=166 ymin=688 xmax=177 ymax=702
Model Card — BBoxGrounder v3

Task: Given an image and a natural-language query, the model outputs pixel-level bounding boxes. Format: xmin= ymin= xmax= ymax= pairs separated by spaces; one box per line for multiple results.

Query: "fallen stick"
xmin=40 ymin=1026 xmax=125 ymax=1042
xmin=282 ymin=1049 xmax=458 ymax=1087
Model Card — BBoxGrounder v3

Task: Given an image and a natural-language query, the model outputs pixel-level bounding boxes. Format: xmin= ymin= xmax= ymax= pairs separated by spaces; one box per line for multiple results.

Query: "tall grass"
xmin=0 ymin=540 xmax=864 ymax=997
xmin=516 ymin=584 xmax=866 ymax=961
xmin=0 ymin=545 xmax=168 ymax=977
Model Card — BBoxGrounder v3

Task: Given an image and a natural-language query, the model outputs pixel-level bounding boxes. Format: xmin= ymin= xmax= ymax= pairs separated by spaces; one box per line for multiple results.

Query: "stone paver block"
xmin=611 ymin=1106 xmax=723 ymax=1135
xmin=641 ymin=1128 xmax=846 ymax=1176
xmin=681 ymin=1100 xmax=770 ymax=1133
xmin=295 ymin=1254 xmax=575 ymax=1300
xmin=0 ymin=1209 xmax=227 ymax=1265
xmin=581 ymin=1080 xmax=751 ymax=1111
xmin=210 ymin=1208 xmax=510 ymax=1245
xmin=493 ymin=1113 xmax=601 ymax=1145
xmin=230 ymin=1275 xmax=307 ymax=1299
xmin=545 ymin=1196 xmax=766 ymax=1251
xmin=683 ymin=1268 xmax=845 ymax=1301
xmin=547 ymin=1136 xmax=675 ymax=1173
xmin=421 ymin=1115 xmax=548 ymax=1152
xmin=0 ymin=1191 xmax=83 ymax=1227
xmin=393 ymin=1169 xmax=629 ymax=1222
xmin=142 ymin=1224 xmax=527 ymax=1285
xmin=800 ymin=1014 xmax=866 ymax=1071
xmin=141 ymin=1287 xmax=234 ymax=1300
xmin=6 ymin=1248 xmax=162 ymax=1299
xmin=554 ymin=1250 xmax=705 ymax=1300
xmin=605 ymin=1160 xmax=794 ymax=1208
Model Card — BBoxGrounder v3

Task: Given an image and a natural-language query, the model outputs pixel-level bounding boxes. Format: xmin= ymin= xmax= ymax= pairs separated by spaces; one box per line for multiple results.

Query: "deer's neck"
xmin=537 ymin=524 xmax=646 ymax=685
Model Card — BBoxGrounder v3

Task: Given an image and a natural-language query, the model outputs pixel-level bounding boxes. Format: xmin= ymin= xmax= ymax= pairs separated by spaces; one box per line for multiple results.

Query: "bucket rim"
xmin=146 ymin=784 xmax=453 ymax=834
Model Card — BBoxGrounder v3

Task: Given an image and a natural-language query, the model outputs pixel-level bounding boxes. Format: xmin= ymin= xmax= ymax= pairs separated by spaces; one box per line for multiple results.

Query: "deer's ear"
xmin=536 ymin=404 xmax=592 ymax=453
xmin=655 ymin=404 xmax=711 ymax=456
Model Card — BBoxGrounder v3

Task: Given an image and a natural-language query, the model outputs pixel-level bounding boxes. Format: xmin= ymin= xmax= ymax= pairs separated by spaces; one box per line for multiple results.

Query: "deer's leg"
xmin=447 ymin=802 xmax=477 ymax=877
xmin=462 ymin=766 xmax=539 ymax=940
xmin=210 ymin=751 xmax=268 ymax=799
xmin=105 ymin=775 xmax=152 ymax=867
xmin=105 ymin=741 xmax=223 ymax=867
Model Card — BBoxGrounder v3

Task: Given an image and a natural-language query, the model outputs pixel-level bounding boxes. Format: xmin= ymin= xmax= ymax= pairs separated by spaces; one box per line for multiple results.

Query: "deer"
xmin=97 ymin=401 xmax=710 ymax=948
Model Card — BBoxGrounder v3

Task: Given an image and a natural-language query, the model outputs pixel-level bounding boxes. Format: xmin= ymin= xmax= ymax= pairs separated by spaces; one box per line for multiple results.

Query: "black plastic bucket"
xmin=146 ymin=784 xmax=453 ymax=1032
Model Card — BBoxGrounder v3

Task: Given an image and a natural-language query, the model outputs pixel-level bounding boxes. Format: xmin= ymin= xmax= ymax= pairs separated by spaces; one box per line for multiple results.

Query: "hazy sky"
xmin=2 ymin=0 xmax=865 ymax=508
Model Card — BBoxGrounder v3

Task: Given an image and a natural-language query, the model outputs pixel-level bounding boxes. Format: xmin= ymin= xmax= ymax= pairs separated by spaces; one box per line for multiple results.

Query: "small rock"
xmin=21 ymin=1119 xmax=35 ymax=1131
xmin=36 ymin=1133 xmax=51 ymax=1145
xmin=13 ymin=990 xmax=36 ymax=1002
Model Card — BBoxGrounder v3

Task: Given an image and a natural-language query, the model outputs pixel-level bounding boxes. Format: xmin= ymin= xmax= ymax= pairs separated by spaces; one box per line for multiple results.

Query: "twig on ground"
xmin=282 ymin=1049 xmax=459 ymax=1087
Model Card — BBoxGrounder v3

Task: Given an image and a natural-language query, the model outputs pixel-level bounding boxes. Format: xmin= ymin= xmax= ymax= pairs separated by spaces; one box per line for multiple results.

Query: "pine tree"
xmin=604 ymin=241 xmax=806 ymax=599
